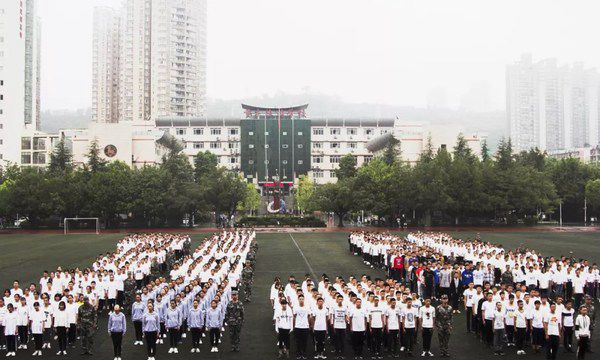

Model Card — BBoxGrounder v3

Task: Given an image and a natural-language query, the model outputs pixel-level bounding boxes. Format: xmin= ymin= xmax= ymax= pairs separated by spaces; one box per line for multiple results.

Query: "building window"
xmin=21 ymin=137 xmax=31 ymax=150
xmin=380 ymin=129 xmax=389 ymax=135
xmin=33 ymin=152 xmax=46 ymax=165
xmin=330 ymin=142 xmax=340 ymax=149
xmin=347 ymin=128 xmax=357 ymax=135
xmin=313 ymin=142 xmax=323 ymax=149
xmin=265 ymin=131 xmax=269 ymax=135
xmin=329 ymin=170 xmax=337 ymax=178
xmin=230 ymin=157 xmax=238 ymax=163
xmin=210 ymin=128 xmax=221 ymax=135
xmin=312 ymin=156 xmax=323 ymax=163
xmin=248 ymin=131 xmax=254 ymax=136
xmin=248 ymin=144 xmax=254 ymax=149
xmin=228 ymin=142 xmax=238 ymax=149
xmin=282 ymin=131 xmax=287 ymax=136
xmin=313 ymin=170 xmax=323 ymax=178
xmin=365 ymin=128 xmax=374 ymax=135
xmin=21 ymin=153 xmax=31 ymax=164
xmin=282 ymin=160 xmax=288 ymax=164
xmin=298 ymin=144 xmax=303 ymax=148
xmin=193 ymin=142 xmax=203 ymax=149
xmin=298 ymin=160 xmax=303 ymax=164
xmin=282 ymin=144 xmax=288 ymax=149
xmin=193 ymin=128 xmax=203 ymax=135
xmin=264 ymin=160 xmax=269 ymax=164
xmin=228 ymin=128 xmax=238 ymax=135
xmin=330 ymin=128 xmax=341 ymax=135
xmin=176 ymin=128 xmax=186 ymax=135
xmin=0 ymin=95 xmax=3 ymax=100
xmin=364 ymin=155 xmax=373 ymax=164
xmin=33 ymin=138 xmax=46 ymax=151
xmin=210 ymin=142 xmax=221 ymax=149
xmin=349 ymin=142 xmax=357 ymax=149
xmin=330 ymin=155 xmax=341 ymax=164
xmin=313 ymin=128 xmax=324 ymax=135
xmin=298 ymin=131 xmax=303 ymax=136
xmin=248 ymin=160 xmax=254 ymax=164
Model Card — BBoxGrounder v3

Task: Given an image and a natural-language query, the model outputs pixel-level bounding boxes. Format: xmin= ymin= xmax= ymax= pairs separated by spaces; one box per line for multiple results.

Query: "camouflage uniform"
xmin=123 ymin=278 xmax=136 ymax=312
xmin=225 ymin=299 xmax=245 ymax=351
xmin=583 ymin=302 xmax=596 ymax=350
xmin=241 ymin=265 xmax=253 ymax=302
xmin=435 ymin=304 xmax=453 ymax=357
xmin=77 ymin=301 xmax=98 ymax=355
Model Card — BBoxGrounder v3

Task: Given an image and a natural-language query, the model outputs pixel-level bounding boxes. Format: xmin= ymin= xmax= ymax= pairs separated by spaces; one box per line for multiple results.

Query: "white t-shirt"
xmin=29 ymin=310 xmax=46 ymax=334
xmin=312 ymin=306 xmax=329 ymax=331
xmin=369 ymin=305 xmax=384 ymax=329
xmin=514 ymin=309 xmax=528 ymax=328
xmin=482 ymin=301 xmax=495 ymax=320
xmin=403 ymin=307 xmax=418 ymax=329
xmin=531 ymin=309 xmax=544 ymax=328
xmin=544 ymin=311 xmax=561 ymax=336
xmin=419 ymin=306 xmax=435 ymax=328
xmin=349 ymin=307 xmax=367 ymax=332
xmin=463 ymin=288 xmax=477 ymax=307
xmin=293 ymin=305 xmax=310 ymax=329
xmin=562 ymin=308 xmax=575 ymax=327
xmin=386 ymin=307 xmax=400 ymax=330
xmin=331 ymin=305 xmax=347 ymax=329
xmin=504 ymin=302 xmax=517 ymax=326
xmin=274 ymin=307 xmax=293 ymax=330
xmin=493 ymin=309 xmax=505 ymax=330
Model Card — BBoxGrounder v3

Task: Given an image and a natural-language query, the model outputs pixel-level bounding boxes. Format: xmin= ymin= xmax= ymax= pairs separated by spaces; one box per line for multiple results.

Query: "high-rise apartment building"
xmin=92 ymin=0 xmax=207 ymax=123
xmin=0 ymin=0 xmax=41 ymax=164
xmin=507 ymin=54 xmax=599 ymax=152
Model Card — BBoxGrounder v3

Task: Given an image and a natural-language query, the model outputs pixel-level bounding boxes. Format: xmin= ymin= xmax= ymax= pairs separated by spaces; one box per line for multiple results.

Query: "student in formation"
xmin=29 ymin=302 xmax=46 ymax=356
xmin=108 ymin=305 xmax=126 ymax=360
xmin=562 ymin=300 xmax=575 ymax=352
xmin=142 ymin=302 xmax=160 ymax=360
xmin=514 ymin=300 xmax=529 ymax=355
xmin=131 ymin=294 xmax=145 ymax=346
xmin=292 ymin=294 xmax=310 ymax=359
xmin=15 ymin=297 xmax=28 ymax=351
xmin=462 ymin=282 xmax=476 ymax=333
xmin=273 ymin=299 xmax=293 ymax=358
xmin=504 ymin=294 xmax=517 ymax=347
xmin=165 ymin=300 xmax=182 ymax=354
xmin=206 ymin=299 xmax=224 ymax=353
xmin=348 ymin=298 xmax=368 ymax=359
xmin=3 ymin=304 xmax=17 ymax=357
xmin=402 ymin=297 xmax=418 ymax=356
xmin=53 ymin=301 xmax=69 ymax=356
xmin=543 ymin=302 xmax=561 ymax=360
xmin=311 ymin=297 xmax=329 ymax=359
xmin=331 ymin=294 xmax=347 ymax=359
xmin=492 ymin=301 xmax=506 ymax=356
xmin=575 ymin=306 xmax=592 ymax=359
xmin=188 ymin=299 xmax=204 ymax=353
xmin=369 ymin=296 xmax=385 ymax=359
xmin=385 ymin=297 xmax=401 ymax=356
xmin=418 ymin=298 xmax=435 ymax=357
xmin=531 ymin=300 xmax=545 ymax=353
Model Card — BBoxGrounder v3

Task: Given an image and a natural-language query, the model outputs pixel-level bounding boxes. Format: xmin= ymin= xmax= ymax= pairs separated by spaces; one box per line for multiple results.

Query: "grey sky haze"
xmin=39 ymin=0 xmax=600 ymax=111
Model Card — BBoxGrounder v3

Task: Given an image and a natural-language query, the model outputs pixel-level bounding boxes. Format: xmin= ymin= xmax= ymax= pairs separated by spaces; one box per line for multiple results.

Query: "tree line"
xmin=0 ymin=139 xmax=260 ymax=228
xmin=298 ymin=136 xmax=600 ymax=227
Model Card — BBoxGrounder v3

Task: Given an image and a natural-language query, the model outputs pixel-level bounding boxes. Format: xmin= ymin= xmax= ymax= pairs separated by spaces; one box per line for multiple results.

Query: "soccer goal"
xmin=63 ymin=218 xmax=100 ymax=235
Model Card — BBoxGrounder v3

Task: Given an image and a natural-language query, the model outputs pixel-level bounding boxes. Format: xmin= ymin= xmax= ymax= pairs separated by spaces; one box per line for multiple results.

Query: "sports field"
xmin=0 ymin=230 xmax=599 ymax=359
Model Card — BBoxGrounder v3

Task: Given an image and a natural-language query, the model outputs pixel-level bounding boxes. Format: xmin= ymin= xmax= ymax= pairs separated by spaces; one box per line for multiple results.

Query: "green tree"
xmin=87 ymin=161 xmax=133 ymax=228
xmin=585 ymin=178 xmax=600 ymax=213
xmin=381 ymin=136 xmax=400 ymax=165
xmin=4 ymin=167 xmax=53 ymax=226
xmin=313 ymin=180 xmax=356 ymax=227
xmin=85 ymin=139 xmax=107 ymax=173
xmin=295 ymin=175 xmax=316 ymax=213
xmin=48 ymin=139 xmax=73 ymax=175
xmin=336 ymin=154 xmax=357 ymax=180
xmin=130 ymin=166 xmax=169 ymax=227
xmin=194 ymin=151 xmax=218 ymax=182
xmin=238 ymin=181 xmax=261 ymax=215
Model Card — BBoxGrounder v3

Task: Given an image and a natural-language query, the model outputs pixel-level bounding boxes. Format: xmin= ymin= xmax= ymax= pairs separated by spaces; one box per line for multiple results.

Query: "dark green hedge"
xmin=236 ymin=215 xmax=326 ymax=228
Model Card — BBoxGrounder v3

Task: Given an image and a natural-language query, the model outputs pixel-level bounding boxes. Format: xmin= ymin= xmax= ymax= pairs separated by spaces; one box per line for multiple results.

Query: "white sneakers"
xmin=210 ymin=346 xmax=219 ymax=352
xmin=113 ymin=357 xmax=122 ymax=360
xmin=147 ymin=357 xmax=155 ymax=360
xmin=32 ymin=351 xmax=43 ymax=356
xmin=190 ymin=348 xmax=200 ymax=353
xmin=56 ymin=350 xmax=67 ymax=355
xmin=181 ymin=333 xmax=187 ymax=338
xmin=134 ymin=341 xmax=143 ymax=345
xmin=4 ymin=352 xmax=16 ymax=357
xmin=17 ymin=345 xmax=27 ymax=350
xmin=517 ymin=350 xmax=526 ymax=355
xmin=167 ymin=347 xmax=179 ymax=354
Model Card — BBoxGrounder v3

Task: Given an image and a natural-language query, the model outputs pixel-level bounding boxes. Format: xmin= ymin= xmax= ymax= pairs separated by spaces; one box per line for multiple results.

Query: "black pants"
xmin=351 ymin=331 xmax=365 ymax=356
xmin=564 ymin=326 xmax=573 ymax=350
xmin=18 ymin=325 xmax=28 ymax=345
xmin=506 ymin=325 xmax=515 ymax=344
xmin=277 ymin=328 xmax=290 ymax=350
xmin=404 ymin=328 xmax=415 ymax=353
xmin=578 ymin=336 xmax=589 ymax=359
xmin=168 ymin=328 xmax=179 ymax=347
xmin=5 ymin=335 xmax=16 ymax=353
xmin=111 ymin=332 xmax=123 ymax=356
xmin=133 ymin=321 xmax=143 ymax=341
xmin=68 ymin=324 xmax=77 ymax=345
xmin=334 ymin=328 xmax=345 ymax=354
xmin=465 ymin=307 xmax=473 ymax=332
xmin=144 ymin=331 xmax=157 ymax=356
xmin=209 ymin=328 xmax=220 ymax=348
xmin=191 ymin=327 xmax=202 ymax=348
xmin=117 ymin=291 xmax=124 ymax=306
xmin=484 ymin=319 xmax=493 ymax=345
xmin=515 ymin=327 xmax=526 ymax=350
xmin=56 ymin=326 xmax=68 ymax=351
xmin=0 ymin=325 xmax=4 ymax=347
xmin=422 ymin=327 xmax=433 ymax=351
xmin=314 ymin=330 xmax=326 ymax=354
xmin=372 ymin=328 xmax=383 ymax=354
xmin=546 ymin=335 xmax=559 ymax=360
xmin=33 ymin=334 xmax=43 ymax=350
xmin=387 ymin=329 xmax=399 ymax=353
xmin=295 ymin=328 xmax=309 ymax=356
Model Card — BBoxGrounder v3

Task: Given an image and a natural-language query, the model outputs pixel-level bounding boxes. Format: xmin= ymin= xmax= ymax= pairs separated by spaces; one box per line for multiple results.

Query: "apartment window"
xmin=282 ymin=131 xmax=287 ymax=136
xmin=228 ymin=128 xmax=238 ymax=135
xmin=264 ymin=160 xmax=269 ymax=164
xmin=0 ymin=109 xmax=3 ymax=115
xmin=32 ymin=152 xmax=46 ymax=165
xmin=380 ymin=129 xmax=389 ymax=135
xmin=312 ymin=156 xmax=323 ymax=163
xmin=193 ymin=128 xmax=203 ymax=135
xmin=33 ymin=138 xmax=46 ymax=150
xmin=230 ymin=157 xmax=238 ymax=164
xmin=313 ymin=170 xmax=323 ymax=178
xmin=313 ymin=142 xmax=323 ymax=149
xmin=365 ymin=128 xmax=374 ymax=135
xmin=248 ymin=131 xmax=254 ymax=136
xmin=210 ymin=128 xmax=221 ymax=135
xmin=264 ymin=131 xmax=269 ymax=135
xmin=21 ymin=153 xmax=31 ymax=164
xmin=298 ymin=131 xmax=303 ymax=136
xmin=248 ymin=144 xmax=254 ymax=149
xmin=176 ymin=128 xmax=185 ymax=135
xmin=209 ymin=142 xmax=220 ymax=149
xmin=349 ymin=142 xmax=357 ymax=149
xmin=364 ymin=155 xmax=373 ymax=164
xmin=297 ymin=144 xmax=303 ymax=148
xmin=0 ymin=80 xmax=3 ymax=86
xmin=282 ymin=160 xmax=288 ymax=164
xmin=0 ymin=95 xmax=3 ymax=100
xmin=248 ymin=160 xmax=254 ymax=165
xmin=193 ymin=142 xmax=203 ymax=149
xmin=313 ymin=128 xmax=324 ymax=135
xmin=264 ymin=144 xmax=270 ymax=148
xmin=347 ymin=128 xmax=357 ymax=135
xmin=21 ymin=137 xmax=31 ymax=150
xmin=330 ymin=142 xmax=340 ymax=149
xmin=330 ymin=155 xmax=341 ymax=164
xmin=329 ymin=170 xmax=337 ymax=178
xmin=282 ymin=144 xmax=289 ymax=149
xmin=330 ymin=128 xmax=341 ymax=135
xmin=228 ymin=142 xmax=238 ymax=149
xmin=298 ymin=160 xmax=303 ymax=164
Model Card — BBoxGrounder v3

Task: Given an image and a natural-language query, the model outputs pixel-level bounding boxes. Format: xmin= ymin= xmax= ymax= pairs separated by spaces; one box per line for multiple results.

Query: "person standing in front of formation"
xmin=291 ymin=294 xmax=309 ymax=359
xmin=29 ymin=302 xmax=46 ymax=356
xmin=349 ymin=298 xmax=368 ymax=359
xmin=225 ymin=290 xmax=245 ymax=353
xmin=165 ymin=300 xmax=182 ymax=354
xmin=435 ymin=294 xmax=453 ymax=358
xmin=206 ymin=300 xmax=224 ymax=353
xmin=543 ymin=302 xmax=561 ymax=360
xmin=131 ymin=295 xmax=145 ymax=346
xmin=492 ymin=301 xmax=506 ymax=356
xmin=108 ymin=305 xmax=126 ymax=360
xmin=310 ymin=297 xmax=329 ymax=360
xmin=274 ymin=299 xmax=293 ymax=359
xmin=188 ymin=300 xmax=204 ymax=353
xmin=142 ymin=302 xmax=160 ymax=360
xmin=575 ymin=306 xmax=591 ymax=359
xmin=419 ymin=298 xmax=435 ymax=357
xmin=53 ymin=301 xmax=69 ymax=356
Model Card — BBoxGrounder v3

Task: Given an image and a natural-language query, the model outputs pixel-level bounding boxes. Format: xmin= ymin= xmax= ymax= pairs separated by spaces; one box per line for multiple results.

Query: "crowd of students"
xmin=346 ymin=231 xmax=597 ymax=359
xmin=0 ymin=230 xmax=255 ymax=360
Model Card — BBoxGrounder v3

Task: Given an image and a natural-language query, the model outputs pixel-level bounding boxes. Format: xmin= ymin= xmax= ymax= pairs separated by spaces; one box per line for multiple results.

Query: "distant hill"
xmin=40 ymin=108 xmax=92 ymax=133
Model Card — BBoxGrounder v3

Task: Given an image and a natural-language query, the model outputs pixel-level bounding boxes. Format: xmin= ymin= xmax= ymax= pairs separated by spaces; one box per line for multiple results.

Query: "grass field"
xmin=0 ymin=230 xmax=599 ymax=359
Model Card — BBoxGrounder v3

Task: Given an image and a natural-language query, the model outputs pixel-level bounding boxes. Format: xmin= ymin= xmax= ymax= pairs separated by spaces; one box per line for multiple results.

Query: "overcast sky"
xmin=39 ymin=0 xmax=600 ymax=111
